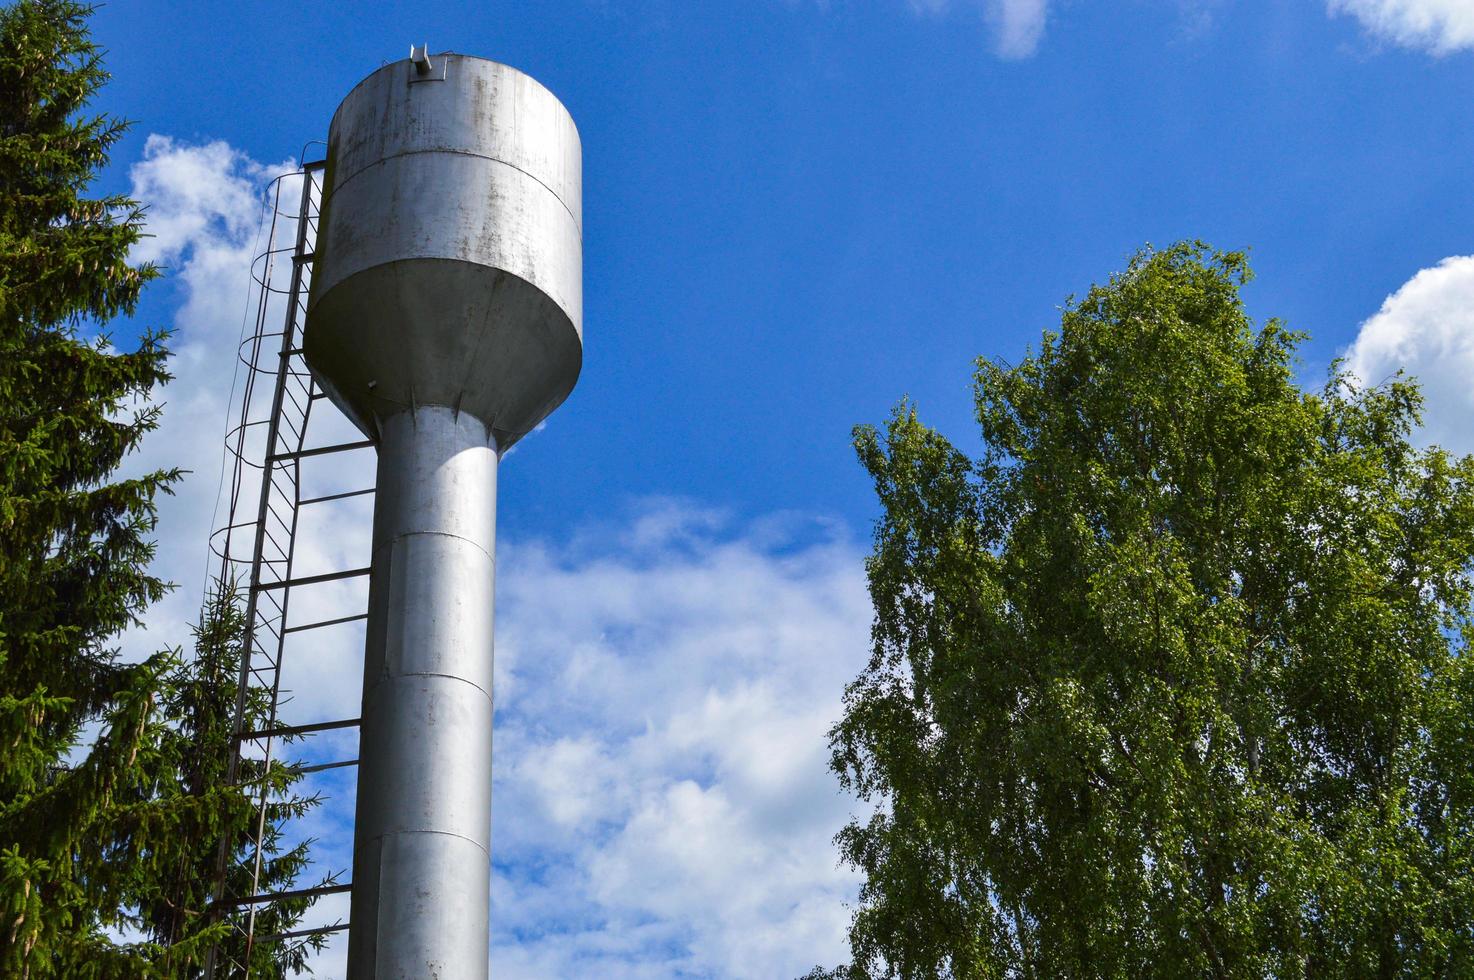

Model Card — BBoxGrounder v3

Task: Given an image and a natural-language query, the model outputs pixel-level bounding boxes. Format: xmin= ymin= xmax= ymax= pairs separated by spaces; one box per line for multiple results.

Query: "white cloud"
xmin=122 ymin=134 xmax=374 ymax=672
xmin=489 ymin=505 xmax=869 ymax=978
xmin=125 ymin=139 xmax=871 ymax=977
xmin=130 ymin=137 xmax=269 ymax=268
xmin=121 ymin=136 xmax=305 ymax=650
xmin=1344 ymin=255 xmax=1474 ymax=456
xmin=1327 ymin=0 xmax=1474 ymax=55
xmin=909 ymin=0 xmax=1050 ymax=59
xmin=989 ymin=0 xmax=1049 ymax=58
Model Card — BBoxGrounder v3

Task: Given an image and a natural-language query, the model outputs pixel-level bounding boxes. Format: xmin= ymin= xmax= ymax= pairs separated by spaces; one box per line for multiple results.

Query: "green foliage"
xmin=0 ymin=0 xmax=180 ymax=971
xmin=141 ymin=579 xmax=330 ymax=978
xmin=0 ymin=3 xmax=323 ymax=974
xmin=819 ymin=243 xmax=1474 ymax=978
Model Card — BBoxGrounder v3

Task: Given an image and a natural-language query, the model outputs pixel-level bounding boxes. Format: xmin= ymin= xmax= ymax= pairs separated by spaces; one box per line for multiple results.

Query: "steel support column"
xmin=347 ymin=406 xmax=497 ymax=979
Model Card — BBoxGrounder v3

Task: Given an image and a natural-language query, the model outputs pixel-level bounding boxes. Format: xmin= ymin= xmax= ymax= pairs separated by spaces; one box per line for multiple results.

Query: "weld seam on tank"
xmin=330 ymin=149 xmax=581 ymax=233
xmin=371 ymin=528 xmax=496 ymax=565
xmin=361 ymin=673 xmax=494 ymax=705
xmin=357 ymin=828 xmax=490 ymax=853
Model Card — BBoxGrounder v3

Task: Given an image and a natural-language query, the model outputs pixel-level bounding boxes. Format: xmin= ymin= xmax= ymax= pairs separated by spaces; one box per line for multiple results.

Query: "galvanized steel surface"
xmin=305 ymin=52 xmax=584 ymax=979
xmin=348 ymin=406 xmax=498 ymax=979
xmin=305 ymin=53 xmax=583 ymax=450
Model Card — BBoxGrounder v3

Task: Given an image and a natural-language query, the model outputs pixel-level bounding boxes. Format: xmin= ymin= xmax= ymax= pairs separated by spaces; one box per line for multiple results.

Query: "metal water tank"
xmin=306 ymin=50 xmax=582 ymax=449
xmin=303 ymin=50 xmax=582 ymax=979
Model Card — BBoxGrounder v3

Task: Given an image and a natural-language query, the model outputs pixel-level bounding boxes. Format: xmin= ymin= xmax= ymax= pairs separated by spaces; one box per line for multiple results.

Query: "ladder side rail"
xmin=239 ymin=164 xmax=325 ymax=969
xmin=204 ymin=169 xmax=296 ymax=978
xmin=205 ymin=165 xmax=317 ymax=978
xmin=210 ymin=161 xmax=366 ymax=978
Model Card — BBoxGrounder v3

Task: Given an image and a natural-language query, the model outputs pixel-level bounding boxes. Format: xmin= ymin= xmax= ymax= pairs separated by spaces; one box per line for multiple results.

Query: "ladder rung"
xmin=264 ymin=504 xmax=292 ymax=542
xmin=291 ymin=758 xmax=358 ymax=775
xmin=269 ymin=440 xmax=374 ymax=462
xmin=262 ymin=922 xmax=348 ymax=942
xmin=281 ymin=382 xmax=308 ymax=421
xmin=238 ymin=717 xmax=360 ymax=741
xmin=285 ymin=612 xmax=368 ymax=634
xmin=300 ymin=487 xmax=375 ymax=506
xmin=254 ymin=566 xmax=371 ymax=591
xmin=219 ymin=881 xmax=351 ymax=908
xmin=257 ymin=585 xmax=287 ymax=615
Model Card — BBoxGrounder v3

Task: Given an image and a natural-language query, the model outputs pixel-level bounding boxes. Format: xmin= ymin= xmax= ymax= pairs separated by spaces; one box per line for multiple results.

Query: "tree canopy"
xmin=816 ymin=243 xmax=1474 ymax=978
xmin=142 ymin=579 xmax=328 ymax=978
xmin=0 ymin=0 xmax=182 ymax=970
xmin=1 ymin=3 xmax=320 ymax=974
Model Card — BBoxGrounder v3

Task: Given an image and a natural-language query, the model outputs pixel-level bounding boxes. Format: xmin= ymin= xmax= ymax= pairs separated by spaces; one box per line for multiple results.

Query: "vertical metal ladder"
xmin=204 ymin=160 xmax=371 ymax=977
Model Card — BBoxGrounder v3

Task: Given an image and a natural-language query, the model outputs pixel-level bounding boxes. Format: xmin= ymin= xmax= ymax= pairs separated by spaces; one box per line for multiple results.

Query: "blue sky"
xmin=90 ymin=1 xmax=1474 ymax=976
xmin=96 ymin=0 xmax=1474 ymax=534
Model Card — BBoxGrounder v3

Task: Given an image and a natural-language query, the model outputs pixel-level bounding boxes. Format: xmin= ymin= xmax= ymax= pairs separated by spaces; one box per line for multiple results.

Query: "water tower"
xmin=304 ymin=48 xmax=581 ymax=978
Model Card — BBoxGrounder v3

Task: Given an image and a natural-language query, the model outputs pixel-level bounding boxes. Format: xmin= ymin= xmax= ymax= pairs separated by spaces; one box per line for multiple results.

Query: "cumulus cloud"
xmin=1344 ymin=255 xmax=1474 ymax=456
xmin=909 ymin=0 xmax=1050 ymax=59
xmin=120 ymin=136 xmax=304 ymax=650
xmin=126 ymin=138 xmax=870 ymax=977
xmin=488 ymin=506 xmax=869 ymax=978
xmin=1327 ymin=0 xmax=1474 ymax=55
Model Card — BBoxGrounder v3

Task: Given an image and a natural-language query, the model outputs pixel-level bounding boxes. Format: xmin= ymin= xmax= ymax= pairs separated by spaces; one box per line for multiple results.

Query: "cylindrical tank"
xmin=352 ymin=406 xmax=497 ymax=978
xmin=306 ymin=52 xmax=582 ymax=449
xmin=303 ymin=53 xmax=581 ymax=979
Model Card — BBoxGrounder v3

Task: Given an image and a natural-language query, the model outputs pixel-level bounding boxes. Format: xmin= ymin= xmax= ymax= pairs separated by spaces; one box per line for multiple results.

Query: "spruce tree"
xmin=144 ymin=579 xmax=329 ymax=978
xmin=0 ymin=0 xmax=182 ymax=972
xmin=0 ymin=3 xmax=323 ymax=975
